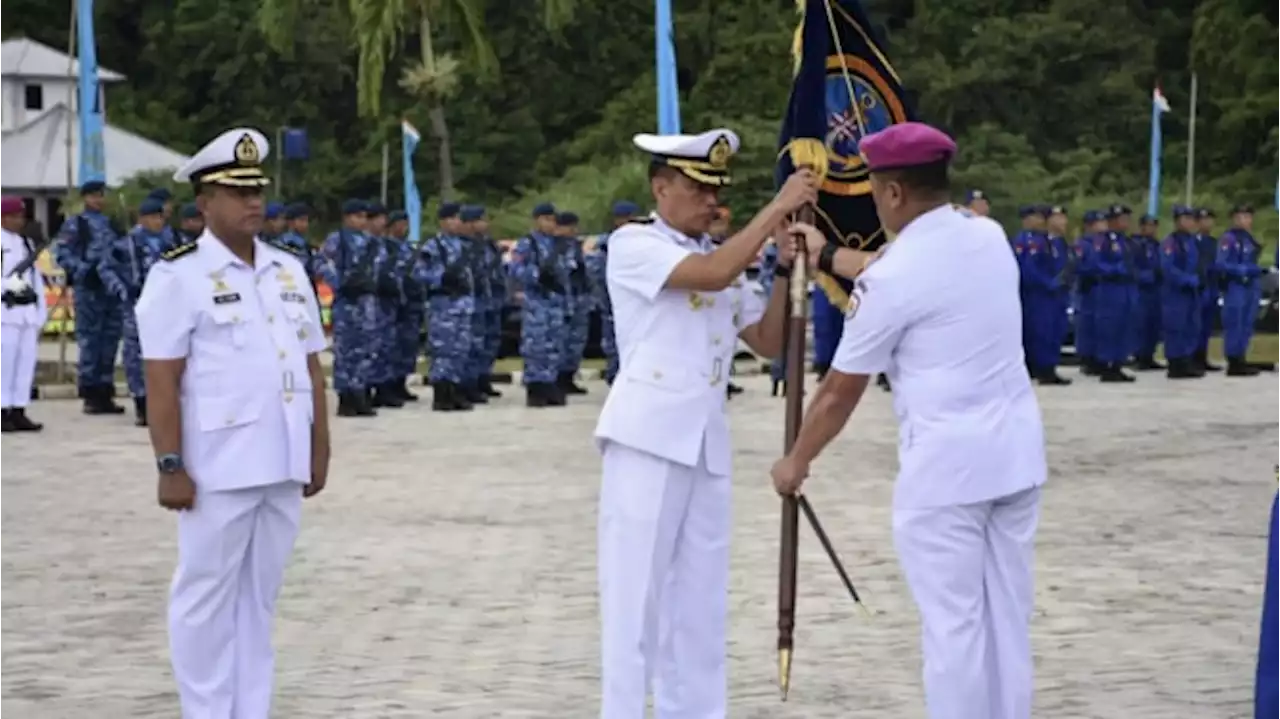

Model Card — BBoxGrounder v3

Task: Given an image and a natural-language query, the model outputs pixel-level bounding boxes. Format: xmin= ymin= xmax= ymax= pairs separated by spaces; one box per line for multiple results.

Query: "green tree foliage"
xmin=3 ymin=0 xmax=1276 ymax=237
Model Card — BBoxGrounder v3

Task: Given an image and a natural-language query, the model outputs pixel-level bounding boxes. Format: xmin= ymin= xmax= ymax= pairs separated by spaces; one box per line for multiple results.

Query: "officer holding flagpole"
xmin=772 ymin=123 xmax=1047 ymax=719
xmin=594 ymin=126 xmax=812 ymax=718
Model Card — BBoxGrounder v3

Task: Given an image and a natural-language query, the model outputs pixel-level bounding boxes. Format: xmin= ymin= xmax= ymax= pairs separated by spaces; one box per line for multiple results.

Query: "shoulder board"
xmin=161 ymin=241 xmax=199 ymax=262
xmin=626 ymin=217 xmax=655 ymax=225
xmin=267 ymin=239 xmax=305 ymax=257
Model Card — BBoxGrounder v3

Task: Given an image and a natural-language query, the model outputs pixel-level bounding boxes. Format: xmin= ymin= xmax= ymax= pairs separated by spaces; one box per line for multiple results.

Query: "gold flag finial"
xmin=788 ymin=138 xmax=830 ymax=182
xmin=778 ymin=647 xmax=793 ymax=701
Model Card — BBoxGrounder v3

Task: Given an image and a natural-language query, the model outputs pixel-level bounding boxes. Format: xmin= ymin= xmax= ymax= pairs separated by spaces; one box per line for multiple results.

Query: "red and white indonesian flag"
xmin=1152 ymin=86 xmax=1171 ymax=113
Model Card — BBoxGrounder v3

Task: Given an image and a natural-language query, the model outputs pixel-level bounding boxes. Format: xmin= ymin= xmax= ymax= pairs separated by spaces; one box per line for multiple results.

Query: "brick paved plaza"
xmin=2 ymin=374 xmax=1276 ymax=718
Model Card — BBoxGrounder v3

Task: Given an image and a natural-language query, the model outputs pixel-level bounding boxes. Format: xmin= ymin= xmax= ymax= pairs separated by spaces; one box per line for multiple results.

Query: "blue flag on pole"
xmin=776 ymin=0 xmax=913 ymax=309
xmin=1259 ymin=468 xmax=1280 ymax=711
xmin=77 ymin=0 xmax=105 ymax=185
xmin=1147 ymin=86 xmax=1172 ymax=217
xmin=402 ymin=120 xmax=423 ymax=247
xmin=655 ymin=0 xmax=681 ymax=134
xmin=281 ymin=127 xmax=310 ymax=161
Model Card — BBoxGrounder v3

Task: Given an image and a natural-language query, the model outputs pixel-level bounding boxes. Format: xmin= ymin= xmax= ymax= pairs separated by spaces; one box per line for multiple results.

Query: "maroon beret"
xmin=0 ymin=196 xmax=24 ymax=215
xmin=860 ymin=122 xmax=957 ymax=172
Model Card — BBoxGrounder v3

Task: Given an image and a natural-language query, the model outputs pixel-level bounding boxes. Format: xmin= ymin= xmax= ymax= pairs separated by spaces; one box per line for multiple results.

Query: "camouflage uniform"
xmin=53 ymin=184 xmax=126 ymax=414
xmin=318 ymin=201 xmax=380 ymax=416
xmin=105 ymin=202 xmax=172 ymax=423
xmin=559 ymin=213 xmax=592 ymax=395
xmin=418 ymin=229 xmax=476 ymax=410
xmin=509 ymin=225 xmax=569 ymax=406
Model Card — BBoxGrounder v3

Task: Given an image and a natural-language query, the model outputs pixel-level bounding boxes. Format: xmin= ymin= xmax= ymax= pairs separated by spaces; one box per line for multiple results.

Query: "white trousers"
xmin=597 ymin=443 xmax=732 ymax=719
xmin=893 ymin=486 xmax=1041 ymax=719
xmin=1 ymin=323 xmax=37 ymax=408
xmin=169 ymin=482 xmax=303 ymax=719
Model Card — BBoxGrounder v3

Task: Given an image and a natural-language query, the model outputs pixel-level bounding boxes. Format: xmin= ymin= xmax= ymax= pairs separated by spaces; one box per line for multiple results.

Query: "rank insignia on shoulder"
xmin=845 ymin=291 xmax=862 ymax=318
xmin=162 ymin=242 xmax=199 ymax=261
xmin=269 ymin=240 xmax=304 ymax=257
xmin=627 ymin=217 xmax=655 ymax=225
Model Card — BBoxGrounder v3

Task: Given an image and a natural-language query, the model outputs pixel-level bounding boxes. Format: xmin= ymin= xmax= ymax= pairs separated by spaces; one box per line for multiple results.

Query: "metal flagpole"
xmin=380 ymin=142 xmax=390 ymax=205
xmin=1185 ymin=72 xmax=1197 ymax=207
xmin=275 ymin=126 xmax=284 ymax=198
xmin=56 ymin=0 xmax=79 ymax=384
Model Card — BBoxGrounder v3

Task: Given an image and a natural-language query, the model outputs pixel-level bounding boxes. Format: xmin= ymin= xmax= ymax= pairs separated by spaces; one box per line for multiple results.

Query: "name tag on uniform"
xmin=280 ymin=291 xmax=307 ymax=304
xmin=213 ymin=293 xmax=242 ymax=305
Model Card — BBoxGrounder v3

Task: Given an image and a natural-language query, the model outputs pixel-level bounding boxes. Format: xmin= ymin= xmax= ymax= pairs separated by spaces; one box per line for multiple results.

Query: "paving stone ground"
xmin=2 ymin=373 xmax=1277 ymax=718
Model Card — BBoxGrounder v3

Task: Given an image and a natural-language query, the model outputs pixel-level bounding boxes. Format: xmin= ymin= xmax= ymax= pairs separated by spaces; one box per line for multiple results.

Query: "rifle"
xmin=3 ymin=235 xmax=50 ymax=307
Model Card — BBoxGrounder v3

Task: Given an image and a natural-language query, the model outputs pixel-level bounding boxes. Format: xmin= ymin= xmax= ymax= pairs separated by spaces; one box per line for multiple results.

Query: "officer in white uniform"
xmin=136 ymin=127 xmax=331 ymax=719
xmin=771 ymin=122 xmax=1047 ymax=719
xmin=1 ymin=196 xmax=48 ymax=433
xmin=594 ymin=127 xmax=816 ymax=719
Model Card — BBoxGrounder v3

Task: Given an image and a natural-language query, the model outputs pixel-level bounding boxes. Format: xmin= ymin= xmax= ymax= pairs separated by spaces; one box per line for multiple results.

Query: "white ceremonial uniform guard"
xmin=1 ymin=196 xmax=48 ymax=433
xmin=136 ymin=128 xmax=331 ymax=719
xmin=772 ymin=122 xmax=1047 ymax=719
xmin=595 ymin=128 xmax=817 ymax=719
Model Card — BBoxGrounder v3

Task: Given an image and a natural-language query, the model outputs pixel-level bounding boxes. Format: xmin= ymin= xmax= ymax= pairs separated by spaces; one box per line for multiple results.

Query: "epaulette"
xmin=627 ymin=217 xmax=656 ymax=225
xmin=161 ymin=241 xmax=199 ymax=262
xmin=267 ymin=239 xmax=305 ymax=258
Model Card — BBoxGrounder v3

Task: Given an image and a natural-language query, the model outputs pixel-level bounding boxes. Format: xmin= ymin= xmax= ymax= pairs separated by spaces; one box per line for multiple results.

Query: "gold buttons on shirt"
xmin=278 ymin=350 xmax=287 ymax=359
xmin=653 ymin=370 xmax=663 ymax=380
xmin=224 ymin=417 xmax=235 ymax=426
xmin=267 ymin=314 xmax=275 ymax=324
xmin=712 ymin=336 xmax=722 ymax=346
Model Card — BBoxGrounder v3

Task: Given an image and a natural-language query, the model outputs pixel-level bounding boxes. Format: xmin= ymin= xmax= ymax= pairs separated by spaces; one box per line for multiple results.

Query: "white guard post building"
xmin=1 ymin=37 xmax=190 ymax=233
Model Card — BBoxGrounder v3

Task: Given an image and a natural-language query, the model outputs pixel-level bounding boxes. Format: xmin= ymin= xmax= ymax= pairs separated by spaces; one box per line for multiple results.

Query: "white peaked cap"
xmin=174 ymin=128 xmax=271 ymax=187
xmin=633 ymin=128 xmax=741 ymax=186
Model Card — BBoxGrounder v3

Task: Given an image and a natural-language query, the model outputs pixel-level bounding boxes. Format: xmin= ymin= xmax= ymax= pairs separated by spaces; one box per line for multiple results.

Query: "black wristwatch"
xmin=773 ymin=262 xmax=792 ymax=279
xmin=818 ymin=243 xmax=840 ymax=275
xmin=156 ymin=453 xmax=184 ymax=474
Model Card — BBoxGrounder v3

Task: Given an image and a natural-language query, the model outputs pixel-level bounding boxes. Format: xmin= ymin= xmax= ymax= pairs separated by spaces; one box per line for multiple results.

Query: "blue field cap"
xmin=460 ymin=205 xmax=486 ymax=222
xmin=146 ymin=187 xmax=173 ymax=202
xmin=1082 ymin=209 xmax=1103 ymax=223
xmin=365 ymin=202 xmax=387 ymax=217
xmin=284 ymin=202 xmax=310 ymax=220
xmin=265 ymin=201 xmax=284 ymax=220
xmin=1106 ymin=204 xmax=1132 ymax=219
xmin=532 ymin=202 xmax=556 ymax=218
xmin=438 ymin=202 xmax=461 ymax=219
xmin=611 ymin=200 xmax=640 ymax=217
xmin=180 ymin=202 xmax=200 ymax=219
xmin=1018 ymin=205 xmax=1044 ymax=218
xmin=80 ymin=180 xmax=106 ymax=195
xmin=341 ymin=198 xmax=366 ymax=216
xmin=139 ymin=198 xmax=166 ymax=216
xmin=1172 ymin=204 xmax=1195 ymax=218
xmin=388 ymin=210 xmax=407 ymax=223
xmin=1139 ymin=213 xmax=1158 ymax=224
xmin=965 ymin=189 xmax=985 ymax=204
xmin=1195 ymin=207 xmax=1215 ymax=219
xmin=556 ymin=211 xmax=579 ymax=226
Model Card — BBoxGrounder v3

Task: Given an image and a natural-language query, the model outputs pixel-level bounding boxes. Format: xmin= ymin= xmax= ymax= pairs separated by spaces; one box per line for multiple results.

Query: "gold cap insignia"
xmin=235 ymin=134 xmax=260 ymax=165
xmin=708 ymin=136 xmax=732 ymax=170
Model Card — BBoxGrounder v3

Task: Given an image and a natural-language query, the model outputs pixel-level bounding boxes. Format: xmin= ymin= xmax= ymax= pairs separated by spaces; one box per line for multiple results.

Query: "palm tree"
xmin=259 ymin=0 xmax=577 ymax=200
